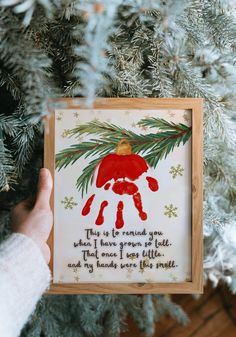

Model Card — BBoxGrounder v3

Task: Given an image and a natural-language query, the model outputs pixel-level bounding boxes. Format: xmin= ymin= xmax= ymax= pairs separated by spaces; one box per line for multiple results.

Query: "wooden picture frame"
xmin=44 ymin=98 xmax=203 ymax=294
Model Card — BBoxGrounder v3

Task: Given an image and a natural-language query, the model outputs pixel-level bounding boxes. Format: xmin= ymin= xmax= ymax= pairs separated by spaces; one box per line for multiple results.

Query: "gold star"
xmin=74 ymin=276 xmax=80 ymax=283
xmin=168 ymin=110 xmax=175 ymax=117
xmin=183 ymin=113 xmax=190 ymax=122
xmin=145 ymin=278 xmax=153 ymax=283
xmin=128 ymin=255 xmax=136 ymax=261
xmin=126 ymin=268 xmax=133 ymax=279
xmin=73 ymin=268 xmax=79 ymax=273
xmin=74 ymin=112 xmax=80 ymax=118
xmin=58 ymin=275 xmax=64 ymax=283
xmin=185 ymin=272 xmax=192 ymax=282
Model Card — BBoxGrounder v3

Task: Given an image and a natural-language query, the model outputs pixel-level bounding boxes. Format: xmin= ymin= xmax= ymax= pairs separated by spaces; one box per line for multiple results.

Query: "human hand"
xmin=11 ymin=168 xmax=53 ymax=264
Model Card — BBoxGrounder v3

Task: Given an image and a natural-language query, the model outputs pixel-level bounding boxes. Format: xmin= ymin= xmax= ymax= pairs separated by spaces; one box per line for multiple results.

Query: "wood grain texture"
xmin=44 ymin=98 xmax=203 ymax=294
xmin=121 ymin=283 xmax=236 ymax=337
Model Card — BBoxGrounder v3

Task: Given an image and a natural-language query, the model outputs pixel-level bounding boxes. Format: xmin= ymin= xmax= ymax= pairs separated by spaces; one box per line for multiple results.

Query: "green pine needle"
xmin=55 ymin=118 xmax=191 ymax=195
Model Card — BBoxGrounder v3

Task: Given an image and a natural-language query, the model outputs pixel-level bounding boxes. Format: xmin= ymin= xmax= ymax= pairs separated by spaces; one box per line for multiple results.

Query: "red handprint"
xmin=81 ymin=139 xmax=159 ymax=229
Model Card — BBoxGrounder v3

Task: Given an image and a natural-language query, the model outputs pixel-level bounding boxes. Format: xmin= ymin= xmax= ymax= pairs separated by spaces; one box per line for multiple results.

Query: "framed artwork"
xmin=44 ymin=98 xmax=203 ymax=294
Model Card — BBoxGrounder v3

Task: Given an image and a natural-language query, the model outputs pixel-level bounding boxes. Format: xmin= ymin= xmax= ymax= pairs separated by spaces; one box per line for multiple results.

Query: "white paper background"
xmin=54 ymin=108 xmax=192 ymax=283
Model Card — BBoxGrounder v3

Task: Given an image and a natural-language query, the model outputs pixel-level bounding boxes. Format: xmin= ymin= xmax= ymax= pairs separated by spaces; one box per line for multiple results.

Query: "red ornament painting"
xmin=81 ymin=139 xmax=159 ymax=229
xmin=46 ymin=98 xmax=203 ymax=293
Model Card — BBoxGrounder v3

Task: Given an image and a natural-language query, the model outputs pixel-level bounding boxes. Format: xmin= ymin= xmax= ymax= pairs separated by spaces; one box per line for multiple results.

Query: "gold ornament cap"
xmin=116 ymin=139 xmax=132 ymax=155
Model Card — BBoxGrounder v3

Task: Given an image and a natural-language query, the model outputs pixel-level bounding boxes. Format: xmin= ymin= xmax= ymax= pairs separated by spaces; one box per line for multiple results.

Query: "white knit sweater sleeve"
xmin=0 ymin=233 xmax=51 ymax=337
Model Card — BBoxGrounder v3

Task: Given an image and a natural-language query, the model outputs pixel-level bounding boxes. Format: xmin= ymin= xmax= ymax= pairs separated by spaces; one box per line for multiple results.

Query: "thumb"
xmin=35 ymin=168 xmax=53 ymax=210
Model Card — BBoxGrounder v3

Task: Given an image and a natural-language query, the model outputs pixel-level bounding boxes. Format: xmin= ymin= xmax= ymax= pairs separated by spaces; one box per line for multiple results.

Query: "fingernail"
xmin=40 ymin=168 xmax=48 ymax=179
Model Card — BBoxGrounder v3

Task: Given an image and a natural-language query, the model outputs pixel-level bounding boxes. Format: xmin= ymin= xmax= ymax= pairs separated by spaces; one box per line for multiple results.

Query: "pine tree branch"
xmin=138 ymin=117 xmax=190 ymax=132
xmin=55 ymin=140 xmax=116 ymax=171
xmin=69 ymin=120 xmax=137 ymax=139
xmin=56 ymin=118 xmax=191 ymax=194
xmin=0 ymin=114 xmax=20 ymax=137
xmin=76 ymin=157 xmax=101 ymax=197
xmin=0 ymin=9 xmax=53 ymax=117
xmin=0 ymin=136 xmax=15 ymax=191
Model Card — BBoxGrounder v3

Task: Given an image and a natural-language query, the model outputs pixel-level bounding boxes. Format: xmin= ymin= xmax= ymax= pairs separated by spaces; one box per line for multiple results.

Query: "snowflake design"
xmin=164 ymin=204 xmax=178 ymax=218
xmin=168 ymin=272 xmax=178 ymax=281
xmin=61 ymin=196 xmax=78 ymax=209
xmin=169 ymin=164 xmax=184 ymax=178
xmin=56 ymin=111 xmax=63 ymax=121
xmin=61 ymin=129 xmax=71 ymax=138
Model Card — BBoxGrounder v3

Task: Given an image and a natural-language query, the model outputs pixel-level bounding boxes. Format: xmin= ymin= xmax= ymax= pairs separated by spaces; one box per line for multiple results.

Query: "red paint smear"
xmin=95 ymin=200 xmax=108 ymax=225
xmin=133 ymin=192 xmax=147 ymax=221
xmin=104 ymin=182 xmax=111 ymax=190
xmin=115 ymin=201 xmax=124 ymax=229
xmin=82 ymin=194 xmax=95 ymax=216
xmin=96 ymin=153 xmax=148 ymax=188
xmin=112 ymin=180 xmax=138 ymax=195
xmin=146 ymin=176 xmax=159 ymax=192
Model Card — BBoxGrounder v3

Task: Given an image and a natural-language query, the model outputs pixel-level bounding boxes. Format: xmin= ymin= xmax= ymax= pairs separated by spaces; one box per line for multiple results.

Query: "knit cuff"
xmin=0 ymin=233 xmax=51 ymax=337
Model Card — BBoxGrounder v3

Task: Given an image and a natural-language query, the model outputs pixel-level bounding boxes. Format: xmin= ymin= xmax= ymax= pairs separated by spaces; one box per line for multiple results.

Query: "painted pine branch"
xmin=56 ymin=118 xmax=191 ymax=195
xmin=55 ymin=140 xmax=116 ymax=171
xmin=76 ymin=158 xmax=101 ymax=197
xmin=69 ymin=120 xmax=137 ymax=139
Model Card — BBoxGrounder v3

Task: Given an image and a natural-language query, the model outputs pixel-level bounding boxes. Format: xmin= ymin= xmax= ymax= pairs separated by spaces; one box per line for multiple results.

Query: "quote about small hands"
xmin=67 ymin=228 xmax=178 ymax=275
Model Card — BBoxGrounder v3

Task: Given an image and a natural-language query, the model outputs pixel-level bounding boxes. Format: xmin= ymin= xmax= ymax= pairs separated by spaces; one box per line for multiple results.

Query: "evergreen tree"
xmin=0 ymin=1 xmax=236 ymax=335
